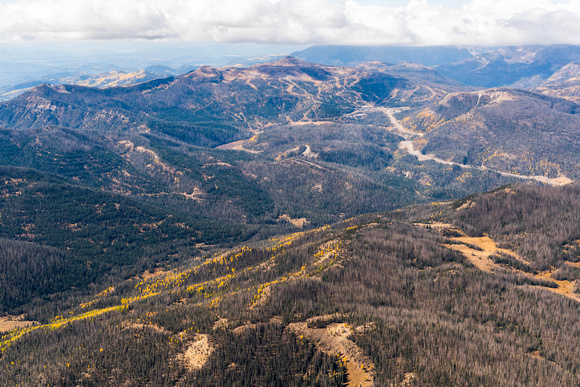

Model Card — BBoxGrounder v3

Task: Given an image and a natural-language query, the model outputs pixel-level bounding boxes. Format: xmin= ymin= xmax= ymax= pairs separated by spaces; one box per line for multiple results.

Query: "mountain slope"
xmin=294 ymin=44 xmax=580 ymax=89
xmin=0 ymin=56 xmax=501 ymax=228
xmin=534 ymin=62 xmax=580 ymax=103
xmin=0 ymin=69 xmax=178 ymax=102
xmin=0 ymin=57 xmax=453 ymax=137
xmin=401 ymin=88 xmax=580 ymax=180
xmin=4 ymin=52 xmax=580 ymax=386
xmin=435 ymin=45 xmax=580 ymax=88
xmin=3 ymin=184 xmax=580 ymax=385
xmin=0 ymin=58 xmax=549 ymax=314
xmin=0 ymin=166 xmax=253 ymax=311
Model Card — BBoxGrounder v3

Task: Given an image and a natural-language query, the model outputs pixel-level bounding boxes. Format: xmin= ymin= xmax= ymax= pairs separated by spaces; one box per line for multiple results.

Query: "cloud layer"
xmin=0 ymin=0 xmax=579 ymax=45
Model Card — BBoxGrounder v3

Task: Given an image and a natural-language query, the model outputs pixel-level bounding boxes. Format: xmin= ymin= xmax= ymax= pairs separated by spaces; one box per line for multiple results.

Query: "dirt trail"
xmin=382 ymin=108 xmax=419 ymax=138
xmin=285 ymin=158 xmax=333 ymax=172
xmin=286 ymin=321 xmax=374 ymax=386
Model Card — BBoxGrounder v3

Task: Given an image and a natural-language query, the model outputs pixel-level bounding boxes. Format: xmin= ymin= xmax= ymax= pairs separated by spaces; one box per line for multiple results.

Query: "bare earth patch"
xmin=181 ymin=187 xmax=205 ymax=202
xmin=443 ymin=241 xmax=497 ymax=272
xmin=232 ymin=323 xmax=257 ymax=335
xmin=403 ymin=372 xmax=418 ymax=386
xmin=215 ymin=136 xmax=261 ymax=153
xmin=122 ymin=322 xmax=167 ymax=333
xmin=536 ymin=271 xmax=580 ymax=302
xmin=0 ymin=316 xmax=38 ymax=333
xmin=439 ymin=228 xmax=580 ymax=302
xmin=212 ymin=318 xmax=229 ymax=330
xmin=181 ymin=334 xmax=214 ymax=372
xmin=286 ymin=322 xmax=374 ymax=387
xmin=443 ymin=233 xmax=530 ymax=272
xmin=138 ymin=267 xmax=166 ymax=280
xmin=279 ymin=214 xmax=310 ymax=228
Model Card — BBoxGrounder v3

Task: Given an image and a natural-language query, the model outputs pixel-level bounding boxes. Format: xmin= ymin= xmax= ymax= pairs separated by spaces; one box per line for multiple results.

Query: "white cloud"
xmin=0 ymin=0 xmax=579 ymax=45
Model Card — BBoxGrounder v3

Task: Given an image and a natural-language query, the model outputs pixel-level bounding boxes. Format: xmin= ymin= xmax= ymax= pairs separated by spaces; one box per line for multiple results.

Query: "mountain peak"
xmin=193 ymin=65 xmax=221 ymax=75
xmin=269 ymin=56 xmax=305 ymax=66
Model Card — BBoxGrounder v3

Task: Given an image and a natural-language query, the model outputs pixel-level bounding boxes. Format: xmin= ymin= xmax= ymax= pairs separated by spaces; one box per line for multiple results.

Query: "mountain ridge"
xmin=400 ymin=87 xmax=580 ymax=180
xmin=0 ymin=56 xmax=461 ymax=135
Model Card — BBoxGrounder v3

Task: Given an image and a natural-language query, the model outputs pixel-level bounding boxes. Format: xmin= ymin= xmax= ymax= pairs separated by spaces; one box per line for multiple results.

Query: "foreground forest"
xmin=2 ymin=183 xmax=580 ymax=385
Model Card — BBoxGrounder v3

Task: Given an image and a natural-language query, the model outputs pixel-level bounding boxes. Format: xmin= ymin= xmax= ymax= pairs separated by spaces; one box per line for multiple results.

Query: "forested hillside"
xmin=402 ymin=88 xmax=580 ymax=180
xmin=3 ymin=184 xmax=580 ymax=385
xmin=0 ymin=56 xmax=455 ymax=134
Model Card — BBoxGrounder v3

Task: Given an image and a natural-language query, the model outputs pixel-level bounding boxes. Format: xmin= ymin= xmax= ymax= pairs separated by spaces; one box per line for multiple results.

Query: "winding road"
xmin=380 ymin=107 xmax=573 ymax=187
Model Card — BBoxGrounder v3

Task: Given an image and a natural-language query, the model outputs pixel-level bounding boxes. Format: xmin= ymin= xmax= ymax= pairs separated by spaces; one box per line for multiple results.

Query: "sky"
xmin=0 ymin=0 xmax=578 ymax=46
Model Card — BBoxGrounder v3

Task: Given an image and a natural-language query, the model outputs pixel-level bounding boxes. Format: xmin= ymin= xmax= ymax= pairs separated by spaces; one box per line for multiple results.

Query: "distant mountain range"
xmin=1 ymin=55 xmax=578 ymax=184
xmin=0 ymin=65 xmax=197 ymax=102
xmin=0 ymin=56 xmax=457 ymax=133
xmin=292 ymin=45 xmax=475 ymax=67
xmin=293 ymin=45 xmax=580 ymax=88
xmin=5 ymin=44 xmax=580 ymax=102
xmin=534 ymin=62 xmax=580 ymax=103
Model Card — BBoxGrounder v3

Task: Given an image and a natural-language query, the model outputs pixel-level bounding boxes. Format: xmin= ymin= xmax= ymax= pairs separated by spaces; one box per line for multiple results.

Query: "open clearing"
xmin=215 ymin=135 xmax=261 ymax=153
xmin=181 ymin=334 xmax=214 ymax=371
xmin=434 ymin=226 xmax=580 ymax=302
xmin=0 ymin=316 xmax=37 ymax=333
xmin=444 ymin=234 xmax=530 ymax=272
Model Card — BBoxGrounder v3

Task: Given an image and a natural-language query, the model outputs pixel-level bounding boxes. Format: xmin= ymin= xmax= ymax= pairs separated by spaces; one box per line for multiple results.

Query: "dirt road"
xmin=383 ymin=108 xmax=572 ymax=187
